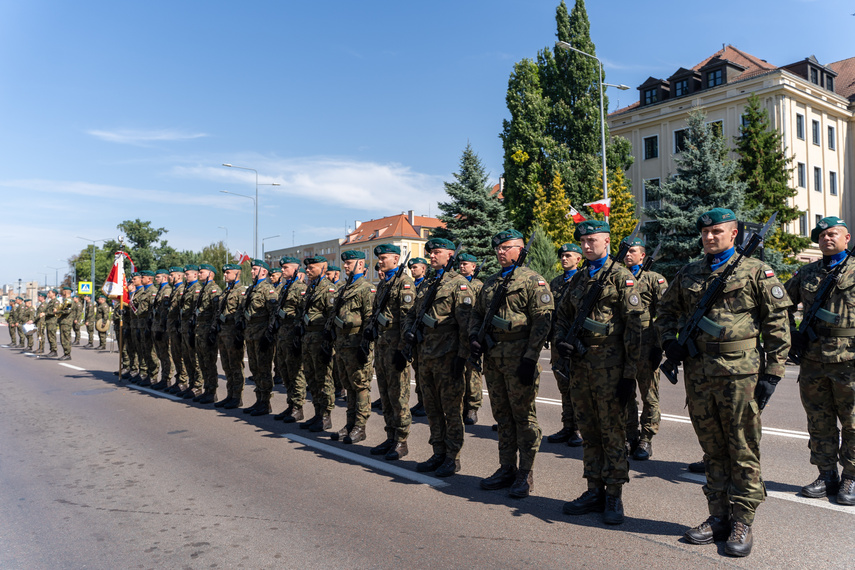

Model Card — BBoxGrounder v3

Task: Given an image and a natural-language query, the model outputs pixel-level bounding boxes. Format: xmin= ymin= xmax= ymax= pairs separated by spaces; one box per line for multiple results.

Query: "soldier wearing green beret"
xmin=297 ymin=256 xmax=339 ymax=431
xmin=114 ymin=282 xmax=135 ymax=376
xmin=176 ymin=266 xmax=203 ymax=397
xmin=621 ymin=237 xmax=668 ymax=461
xmin=132 ymin=270 xmax=159 ymax=385
xmin=658 ymin=208 xmax=791 ymax=556
xmin=124 ymin=273 xmax=144 ymax=379
xmin=56 ymin=286 xmax=76 ymax=360
xmin=70 ymin=295 xmax=83 ymax=345
xmin=212 ymin=264 xmax=247 ymax=408
xmin=240 ymin=259 xmax=278 ymax=415
xmin=165 ymin=267 xmax=188 ymax=393
xmin=407 ymin=257 xmax=430 ymax=417
xmin=19 ymin=298 xmax=36 ymax=351
xmin=470 ymin=230 xmax=553 ymax=498
xmin=95 ymin=294 xmax=111 ymax=350
xmin=457 ymin=252 xmax=484 ymax=426
xmin=326 ymin=264 xmax=345 ymax=399
xmin=189 ymin=264 xmax=221 ymax=403
xmin=546 ymin=243 xmax=584 ymax=447
xmin=325 ymin=265 xmax=341 ymax=285
xmin=40 ymin=289 xmax=59 ymax=356
xmin=34 ymin=291 xmax=48 ymax=353
xmin=272 ymin=257 xmax=309 ymax=420
xmin=83 ymin=294 xmax=96 ymax=347
xmin=555 ymin=220 xmax=643 ymax=524
xmin=269 ymin=267 xmax=285 ymax=386
xmin=149 ymin=270 xmax=174 ymax=388
xmin=4 ymin=299 xmax=15 ymax=346
xmin=10 ymin=297 xmax=24 ymax=347
xmin=785 ymin=216 xmax=855 ymax=507
xmin=403 ymin=238 xmax=473 ymax=477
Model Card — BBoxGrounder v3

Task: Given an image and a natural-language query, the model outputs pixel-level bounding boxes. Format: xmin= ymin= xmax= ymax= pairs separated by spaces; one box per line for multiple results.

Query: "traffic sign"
xmin=78 ymin=281 xmax=93 ymax=295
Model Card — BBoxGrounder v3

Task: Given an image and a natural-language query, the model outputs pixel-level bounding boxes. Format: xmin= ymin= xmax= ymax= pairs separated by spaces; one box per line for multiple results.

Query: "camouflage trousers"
xmin=570 ymin=362 xmax=628 ymax=487
xmin=195 ymin=328 xmax=219 ymax=392
xmin=276 ymin=329 xmax=306 ymax=409
xmin=333 ymin=355 xmax=344 ymax=395
xmin=72 ymin=321 xmax=80 ymax=342
xmin=59 ymin=322 xmax=72 ymax=356
xmin=376 ymin=335 xmax=411 ymax=442
xmin=37 ymin=322 xmax=45 ymax=351
xmin=418 ymin=348 xmax=465 ymax=459
xmin=86 ymin=322 xmax=94 ymax=344
xmin=7 ymin=323 xmax=15 ymax=344
xmin=218 ymin=327 xmax=245 ymax=400
xmin=335 ymin=342 xmax=373 ymax=429
xmin=169 ymin=329 xmax=187 ymax=385
xmin=24 ymin=330 xmax=35 ymax=350
xmin=44 ymin=321 xmax=58 ymax=352
xmin=138 ymin=329 xmax=158 ymax=379
xmin=97 ymin=327 xmax=107 ymax=348
xmin=246 ymin=337 xmax=274 ymax=400
xmin=301 ymin=332 xmax=334 ymax=415
xmin=484 ymin=342 xmax=542 ymax=471
xmin=153 ymin=331 xmax=172 ymax=382
xmin=626 ymin=334 xmax=661 ymax=442
xmin=685 ymin=370 xmax=763 ymax=525
xmin=412 ymin=353 xmax=423 ymax=406
xmin=798 ymin=359 xmax=855 ymax=479
xmin=181 ymin=330 xmax=201 ymax=388
xmin=464 ymin=364 xmax=483 ymax=412
xmin=550 ymin=345 xmax=578 ymax=431
xmin=121 ymin=326 xmax=135 ymax=371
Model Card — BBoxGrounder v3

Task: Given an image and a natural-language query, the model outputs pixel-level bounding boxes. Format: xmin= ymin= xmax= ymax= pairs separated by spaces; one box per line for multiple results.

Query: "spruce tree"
xmin=532 ymin=173 xmax=576 ymax=251
xmin=643 ymin=109 xmax=747 ymax=279
xmin=434 ymin=144 xmax=508 ymax=274
xmin=527 ymin=223 xmax=561 ymax=282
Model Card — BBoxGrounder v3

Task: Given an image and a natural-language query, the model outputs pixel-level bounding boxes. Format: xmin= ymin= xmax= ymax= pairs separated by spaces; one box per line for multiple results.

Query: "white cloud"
xmin=87 ymin=128 xmax=209 ymax=145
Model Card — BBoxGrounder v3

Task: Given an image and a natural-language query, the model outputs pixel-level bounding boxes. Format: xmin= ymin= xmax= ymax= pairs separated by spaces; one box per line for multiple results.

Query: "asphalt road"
xmin=0 ymin=332 xmax=852 ymax=569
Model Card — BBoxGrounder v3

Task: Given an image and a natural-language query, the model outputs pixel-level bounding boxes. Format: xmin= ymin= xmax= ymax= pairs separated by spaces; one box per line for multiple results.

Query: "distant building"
xmin=266 ymin=238 xmax=345 ymax=268
xmin=609 ymin=45 xmax=855 ymax=262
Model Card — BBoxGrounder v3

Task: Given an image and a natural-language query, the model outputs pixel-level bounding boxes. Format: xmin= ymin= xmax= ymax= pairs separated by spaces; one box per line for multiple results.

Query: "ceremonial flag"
xmin=566 ymin=204 xmax=586 ymax=223
xmin=102 ymin=251 xmax=131 ymax=304
xmin=234 ymin=250 xmax=251 ymax=265
xmin=583 ymin=198 xmax=611 ymax=217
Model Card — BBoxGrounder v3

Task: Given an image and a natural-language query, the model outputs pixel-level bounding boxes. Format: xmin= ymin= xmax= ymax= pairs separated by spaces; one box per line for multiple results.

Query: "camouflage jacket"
xmin=180 ymin=280 xmax=202 ymax=333
xmin=217 ymin=281 xmax=248 ymax=328
xmin=657 ymin=255 xmax=791 ymax=377
xmin=331 ymin=276 xmax=376 ymax=349
xmin=403 ymin=269 xmax=473 ymax=360
xmin=469 ymin=266 xmax=554 ymax=362
xmin=83 ymin=300 xmax=96 ymax=324
xmin=20 ymin=305 xmax=36 ymax=324
xmin=56 ymin=297 xmax=75 ymax=324
xmin=132 ymin=284 xmax=156 ymax=329
xmin=785 ymin=257 xmax=855 ymax=364
xmin=274 ymin=278 xmax=308 ymax=338
xmin=42 ymin=298 xmax=58 ymax=322
xmin=372 ymin=269 xmax=415 ymax=350
xmin=194 ymin=279 xmax=221 ymax=329
xmin=554 ymin=261 xmax=643 ymax=378
xmin=151 ymin=282 xmax=173 ymax=333
xmin=298 ymin=276 xmax=338 ymax=332
xmin=167 ymin=282 xmax=184 ymax=332
xmin=96 ymin=301 xmax=111 ymax=323
xmin=549 ymin=271 xmax=577 ymax=342
xmin=71 ymin=299 xmax=82 ymax=322
xmin=242 ymin=278 xmax=276 ymax=339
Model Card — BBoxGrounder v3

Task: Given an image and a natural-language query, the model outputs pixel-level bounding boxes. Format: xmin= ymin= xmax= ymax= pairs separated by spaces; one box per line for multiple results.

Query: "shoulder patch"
xmin=329 ymin=288 xmax=337 ymax=292
xmin=300 ymin=291 xmax=306 ymax=295
xmin=460 ymin=284 xmax=467 ymax=290
xmin=625 ymin=279 xmax=634 ymax=287
xmin=537 ymin=280 xmax=546 ymax=286
xmin=764 ymin=270 xmax=775 ymax=278
xmin=658 ymin=278 xmax=665 ymax=284
xmin=629 ymin=294 xmax=640 ymax=306
xmin=403 ymin=284 xmax=411 ymax=289
xmin=771 ymin=285 xmax=785 ymax=299
xmin=240 ymin=291 xmax=246 ymax=295
xmin=370 ymin=288 xmax=376 ymax=293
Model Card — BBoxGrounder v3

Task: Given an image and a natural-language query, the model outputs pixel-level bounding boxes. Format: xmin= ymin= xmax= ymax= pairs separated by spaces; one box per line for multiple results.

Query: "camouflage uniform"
xmin=410 ymin=276 xmax=429 ymax=409
xmin=403 ymin=269 xmax=473 ymax=461
xmin=244 ymin=277 xmax=277 ymax=406
xmin=4 ymin=305 xmax=15 ymax=345
xmin=180 ymin=280 xmax=203 ymax=389
xmin=555 ymin=263 xmax=643 ymax=490
xmin=216 ymin=280 xmax=248 ymax=403
xmin=56 ymin=296 xmax=75 ymax=356
xmin=133 ymin=284 xmax=158 ymax=381
xmin=167 ymin=281 xmax=187 ymax=387
xmin=785 ymin=257 xmax=855 ymax=484
xmin=329 ymin=278 xmax=345 ymax=398
xmin=151 ymin=281 xmax=173 ymax=383
xmin=43 ymin=297 xmax=59 ymax=353
xmin=95 ymin=300 xmax=111 ymax=348
xmin=20 ymin=304 xmax=36 ymax=350
xmin=84 ymin=298 xmax=96 ymax=346
xmin=549 ymin=271 xmax=579 ymax=435
xmin=463 ymin=276 xmax=484 ymax=416
xmin=300 ymin=277 xmax=339 ymax=420
xmin=373 ymin=269 xmax=415 ymax=444
xmin=125 ymin=288 xmax=139 ymax=375
xmin=71 ymin=297 xmax=82 ymax=344
xmin=194 ymin=279 xmax=221 ymax=395
xmin=657 ymin=256 xmax=790 ymax=525
xmin=471 ymin=267 xmax=553 ymax=472
xmin=36 ymin=298 xmax=47 ymax=353
xmin=274 ymin=277 xmax=308 ymax=412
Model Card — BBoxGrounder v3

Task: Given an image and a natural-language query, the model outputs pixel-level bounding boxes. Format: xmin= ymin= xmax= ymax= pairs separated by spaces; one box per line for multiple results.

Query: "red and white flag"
xmin=102 ymin=251 xmax=131 ymax=304
xmin=566 ymin=204 xmax=586 ymax=224
xmin=234 ymin=250 xmax=251 ymax=265
xmin=583 ymin=198 xmax=611 ymax=217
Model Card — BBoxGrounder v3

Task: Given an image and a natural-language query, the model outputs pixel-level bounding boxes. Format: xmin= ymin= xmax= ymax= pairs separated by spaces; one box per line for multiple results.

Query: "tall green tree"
xmin=643 ymin=109 xmax=747 ymax=279
xmin=433 ymin=144 xmax=509 ymax=275
xmin=735 ymin=93 xmax=810 ymax=258
xmin=527 ymin=223 xmax=561 ymax=282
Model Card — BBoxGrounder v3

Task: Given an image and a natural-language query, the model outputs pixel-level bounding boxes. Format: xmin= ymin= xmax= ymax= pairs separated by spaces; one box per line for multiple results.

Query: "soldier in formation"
xmin=150 ymin=270 xmax=173 ymax=388
xmin=193 ymin=264 xmax=221 ymax=403
xmin=457 ymin=252 xmax=483 ymax=425
xmin=407 ymin=256 xmax=430 ymax=418
xmin=166 ymin=267 xmax=187 ymax=393
xmin=214 ymin=263 xmax=248 ymax=409
xmin=56 ymin=286 xmax=75 ymax=360
xmin=272 ymin=256 xmax=308 ymax=422
xmin=20 ymin=297 xmax=36 ymax=351
xmin=241 ymin=259 xmax=277 ymax=416
xmin=95 ymin=294 xmax=111 ymax=350
xmin=178 ymin=266 xmax=203 ymax=397
xmin=36 ymin=291 xmax=48 ymax=353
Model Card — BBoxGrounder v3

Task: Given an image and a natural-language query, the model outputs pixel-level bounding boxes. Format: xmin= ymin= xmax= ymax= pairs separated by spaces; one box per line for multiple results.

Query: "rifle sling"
xmin=695 ymin=338 xmax=757 ymax=354
xmin=814 ymin=326 xmax=855 ymax=338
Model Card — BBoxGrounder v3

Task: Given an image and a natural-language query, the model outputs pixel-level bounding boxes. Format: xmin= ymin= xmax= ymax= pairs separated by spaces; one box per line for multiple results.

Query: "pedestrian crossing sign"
xmin=78 ymin=281 xmax=92 ymax=295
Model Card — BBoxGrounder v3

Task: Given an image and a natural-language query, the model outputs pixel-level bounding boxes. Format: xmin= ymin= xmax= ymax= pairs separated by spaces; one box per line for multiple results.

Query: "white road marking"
xmin=681 ymin=473 xmax=855 ymax=515
xmin=126 ymin=384 xmax=183 ymax=401
xmin=58 ymin=363 xmax=86 ymax=371
xmin=281 ymin=433 xmax=449 ymax=488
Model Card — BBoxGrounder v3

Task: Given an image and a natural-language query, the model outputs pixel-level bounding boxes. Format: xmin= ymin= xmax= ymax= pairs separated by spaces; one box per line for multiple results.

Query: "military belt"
xmin=304 ymin=325 xmax=325 ymax=332
xmin=424 ymin=323 xmax=457 ymax=335
xmin=815 ymin=326 xmax=855 ymax=338
xmin=492 ymin=330 xmax=530 ymax=342
xmin=696 ymin=338 xmax=757 ymax=354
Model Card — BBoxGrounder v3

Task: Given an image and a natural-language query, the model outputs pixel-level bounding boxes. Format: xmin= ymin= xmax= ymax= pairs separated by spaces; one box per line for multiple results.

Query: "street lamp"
xmin=78 ymin=237 xmax=108 ymax=304
xmin=262 ymin=235 xmax=281 ymax=260
xmin=555 ymin=41 xmax=628 ymax=210
xmin=220 ymin=190 xmax=256 ymax=259
xmin=46 ymin=266 xmax=62 ymax=288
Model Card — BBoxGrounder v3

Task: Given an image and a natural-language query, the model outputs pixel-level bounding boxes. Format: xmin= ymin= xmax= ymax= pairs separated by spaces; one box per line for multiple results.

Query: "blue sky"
xmin=0 ymin=0 xmax=850 ymax=288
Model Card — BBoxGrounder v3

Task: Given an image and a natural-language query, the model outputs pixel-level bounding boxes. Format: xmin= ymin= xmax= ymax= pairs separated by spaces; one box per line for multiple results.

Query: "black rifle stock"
xmin=293 ymin=277 xmax=322 ymax=355
xmin=360 ymin=253 xmax=411 ymax=359
xmin=321 ymin=274 xmax=356 ymax=361
xmin=234 ymin=277 xmax=260 ymax=345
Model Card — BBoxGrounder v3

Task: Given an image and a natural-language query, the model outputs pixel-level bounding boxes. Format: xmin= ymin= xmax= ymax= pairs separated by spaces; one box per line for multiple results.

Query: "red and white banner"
xmin=566 ymin=204 xmax=586 ymax=223
xmin=102 ymin=251 xmax=131 ymax=304
xmin=233 ymin=250 xmax=251 ymax=265
xmin=583 ymin=198 xmax=611 ymax=217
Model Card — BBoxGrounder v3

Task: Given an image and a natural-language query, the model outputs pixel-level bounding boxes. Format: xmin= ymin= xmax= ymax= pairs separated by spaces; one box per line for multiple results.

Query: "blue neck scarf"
xmin=824 ymin=250 xmax=848 ymax=269
xmin=351 ymin=273 xmax=364 ymax=282
xmin=630 ymin=264 xmax=642 ymax=276
xmin=588 ymin=255 xmax=608 ymax=277
xmin=414 ymin=277 xmax=424 ymax=287
xmin=563 ymin=269 xmax=577 ymax=281
xmin=158 ymin=282 xmax=167 ymax=290
xmin=465 ymin=274 xmax=473 ymax=282
xmin=501 ymin=266 xmax=514 ymax=278
xmin=187 ymin=279 xmax=198 ymax=286
xmin=709 ymin=247 xmax=735 ymax=272
xmin=384 ymin=266 xmax=399 ymax=281
xmin=436 ymin=268 xmax=445 ymax=278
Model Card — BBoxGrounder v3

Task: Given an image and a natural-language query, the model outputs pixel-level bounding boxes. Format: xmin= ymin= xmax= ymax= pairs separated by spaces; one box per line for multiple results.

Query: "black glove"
xmin=322 ymin=328 xmax=334 ymax=342
xmin=754 ymin=374 xmax=781 ymax=410
xmin=469 ymin=338 xmax=483 ymax=359
xmin=617 ymin=377 xmax=635 ymax=407
xmin=663 ymin=339 xmax=689 ymax=363
xmin=403 ymin=331 xmax=416 ymax=345
xmin=516 ymin=357 xmax=538 ymax=386
xmin=154 ymin=330 xmax=163 ymax=342
xmin=791 ymin=330 xmax=808 ymax=354
xmin=648 ymin=345 xmax=663 ymax=370
xmin=362 ymin=327 xmax=375 ymax=343
xmin=393 ymin=350 xmax=408 ymax=371
xmin=557 ymin=341 xmax=575 ymax=359
xmin=452 ymin=356 xmax=467 ymax=380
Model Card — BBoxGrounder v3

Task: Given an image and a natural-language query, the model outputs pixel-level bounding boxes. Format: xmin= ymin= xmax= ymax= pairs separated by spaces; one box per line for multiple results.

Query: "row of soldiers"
xmin=4 ymin=289 xmax=112 ymax=357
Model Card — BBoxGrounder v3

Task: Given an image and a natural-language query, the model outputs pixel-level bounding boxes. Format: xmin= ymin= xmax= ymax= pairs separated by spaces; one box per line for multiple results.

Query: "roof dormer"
xmin=638 ymin=76 xmax=670 ymax=107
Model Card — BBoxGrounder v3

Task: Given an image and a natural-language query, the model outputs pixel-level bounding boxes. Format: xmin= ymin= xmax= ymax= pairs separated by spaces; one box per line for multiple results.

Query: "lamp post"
xmin=220 ymin=190 xmax=256 ymax=259
xmin=262 ymin=235 xmax=281 ymax=261
xmin=222 ymin=164 xmax=258 ymax=258
xmin=46 ymin=266 xmax=62 ymax=288
xmin=555 ymin=41 xmax=630 ymax=208
xmin=77 ymin=237 xmax=108 ymax=305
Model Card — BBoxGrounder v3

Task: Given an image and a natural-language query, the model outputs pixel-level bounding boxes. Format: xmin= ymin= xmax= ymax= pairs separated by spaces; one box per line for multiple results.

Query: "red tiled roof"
xmin=829 ymin=56 xmax=855 ymax=101
xmin=343 ymin=213 xmax=444 ymax=244
xmin=413 ymin=215 xmax=444 ymax=229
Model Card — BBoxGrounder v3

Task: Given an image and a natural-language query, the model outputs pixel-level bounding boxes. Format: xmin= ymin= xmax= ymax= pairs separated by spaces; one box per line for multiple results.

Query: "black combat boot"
xmin=416 ymin=454 xmax=446 ymax=473
xmin=602 ymin=487 xmax=625 ymax=525
xmin=370 ymin=439 xmax=395 ymax=455
xmin=281 ymin=406 xmax=303 ymax=423
xmin=480 ymin=465 xmax=517 ymax=490
xmin=435 ymin=456 xmax=461 ymax=478
xmin=330 ymin=424 xmax=352 ymax=441
xmin=684 ymin=515 xmax=730 ymax=544
xmin=633 ymin=440 xmax=653 ymax=461
xmin=308 ymin=413 xmax=331 ymax=432
xmin=250 ymin=395 xmax=271 ymax=416
xmin=801 ymin=470 xmax=840 ymax=498
xmin=223 ymin=395 xmax=243 ymax=409
xmin=563 ymin=487 xmax=605 ymax=515
xmin=344 ymin=425 xmax=366 ymax=444
xmin=509 ymin=469 xmax=533 ymax=498
xmin=838 ymin=477 xmax=855 ymax=506
xmin=724 ymin=521 xmax=753 ymax=557
xmin=547 ymin=426 xmax=574 ymax=444
xmin=274 ymin=405 xmax=294 ymax=421
xmin=385 ymin=441 xmax=408 ymax=461
xmin=198 ymin=391 xmax=216 ymax=405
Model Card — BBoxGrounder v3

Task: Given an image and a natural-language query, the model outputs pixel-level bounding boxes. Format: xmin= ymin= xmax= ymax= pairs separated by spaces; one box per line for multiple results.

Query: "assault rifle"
xmin=268 ymin=272 xmax=300 ymax=337
xmin=468 ymin=235 xmax=534 ymax=371
xmin=660 ymin=212 xmax=777 ymax=385
xmin=789 ymin=239 xmax=855 ymax=364
xmin=292 ymin=277 xmax=321 ymax=356
xmin=401 ymin=244 xmax=464 ymax=362
xmin=471 ymin=260 xmax=485 ymax=281
xmin=234 ymin=276 xmax=260 ymax=346
xmin=187 ymin=279 xmax=212 ymax=348
xmin=360 ymin=253 xmax=411 ymax=361
xmin=321 ymin=274 xmax=356 ymax=362
xmin=207 ymin=281 xmax=234 ymax=346
xmin=634 ymin=241 xmax=662 ymax=280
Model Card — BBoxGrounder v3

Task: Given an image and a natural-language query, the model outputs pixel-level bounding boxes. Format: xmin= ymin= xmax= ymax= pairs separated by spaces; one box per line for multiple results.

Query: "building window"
xmin=830 ymin=171 xmax=838 ymax=196
xmin=673 ymin=79 xmax=688 ymax=97
xmin=706 ymin=69 xmax=723 ymax=88
xmin=816 ymin=214 xmax=823 ymax=227
xmin=814 ymin=167 xmax=822 ymax=192
xmin=812 ymin=120 xmax=821 ymax=145
xmin=810 ymin=68 xmax=819 ymax=85
xmin=643 ymin=88 xmax=658 ymax=105
xmin=799 ymin=213 xmax=808 ymax=237
xmin=674 ymin=129 xmax=688 ymax=153
xmin=828 ymin=126 xmax=836 ymax=150
xmin=797 ymin=163 xmax=806 ymax=187
xmin=796 ymin=114 xmax=805 ymax=140
xmin=708 ymin=120 xmax=723 ymax=138
xmin=643 ymin=136 xmax=659 ymax=159
xmin=643 ymin=179 xmax=661 ymax=208
xmin=826 ymin=76 xmax=834 ymax=92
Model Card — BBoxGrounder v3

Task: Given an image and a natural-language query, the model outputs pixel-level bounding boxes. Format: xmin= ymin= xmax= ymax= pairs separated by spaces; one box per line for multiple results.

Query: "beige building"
xmin=609 ymin=45 xmax=855 ymax=261
xmin=266 ymin=237 xmax=345 ymax=268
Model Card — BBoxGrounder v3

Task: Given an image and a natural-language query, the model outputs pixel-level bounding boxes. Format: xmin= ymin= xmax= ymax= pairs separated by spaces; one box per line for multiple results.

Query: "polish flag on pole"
xmin=102 ymin=251 xmax=131 ymax=304
xmin=583 ymin=198 xmax=611 ymax=217
xmin=234 ymin=250 xmax=252 ymax=265
xmin=566 ymin=204 xmax=586 ymax=224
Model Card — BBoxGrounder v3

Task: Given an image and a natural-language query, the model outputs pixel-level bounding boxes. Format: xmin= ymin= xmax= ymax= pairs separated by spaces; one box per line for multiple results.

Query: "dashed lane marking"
xmin=58 ymin=363 xmax=86 ymax=371
xmin=125 ymin=384 xmax=184 ymax=401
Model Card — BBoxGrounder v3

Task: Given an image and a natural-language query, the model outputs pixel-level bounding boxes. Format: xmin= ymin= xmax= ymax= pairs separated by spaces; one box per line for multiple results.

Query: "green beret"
xmin=327 ymin=265 xmax=341 ymax=272
xmin=199 ymin=263 xmax=217 ymax=274
xmin=155 ymin=269 xmax=169 ymax=275
xmin=559 ymin=243 xmax=583 ymax=255
xmin=303 ymin=255 xmax=328 ymax=266
xmin=270 ymin=267 xmax=282 ymax=274
xmin=374 ymin=243 xmax=401 ymax=256
xmin=621 ymin=237 xmax=645 ymax=248
xmin=812 ymin=216 xmax=848 ymax=242
xmin=37 ymin=291 xmax=47 ymax=298
xmin=697 ymin=208 xmax=737 ymax=231
xmin=138 ymin=270 xmax=154 ymax=277
xmin=574 ymin=220 xmax=610 ymax=240
xmin=184 ymin=264 xmax=200 ymax=272
xmin=251 ymin=259 xmax=271 ymax=271
xmin=130 ymin=272 xmax=140 ymax=277
xmin=408 ymin=257 xmax=428 ymax=267
xmin=15 ymin=296 xmax=23 ymax=300
xmin=491 ymin=229 xmax=524 ymax=248
xmin=425 ymin=237 xmax=455 ymax=252
xmin=96 ymin=293 xmax=106 ymax=299
xmin=279 ymin=256 xmax=301 ymax=266
xmin=340 ymin=250 xmax=366 ymax=261
xmin=458 ymin=252 xmax=478 ymax=263
xmin=169 ymin=266 xmax=184 ymax=273
xmin=61 ymin=286 xmax=73 ymax=291
xmin=298 ymin=267 xmax=306 ymax=274
xmin=222 ymin=263 xmax=242 ymax=271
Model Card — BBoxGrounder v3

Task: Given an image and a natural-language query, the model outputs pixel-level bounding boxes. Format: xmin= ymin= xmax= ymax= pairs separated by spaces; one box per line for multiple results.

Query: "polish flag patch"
xmin=403 ymin=284 xmax=411 ymax=289
xmin=460 ymin=285 xmax=467 ymax=290
xmin=538 ymin=280 xmax=546 ymax=286
xmin=329 ymin=288 xmax=337 ymax=292
xmin=625 ymin=279 xmax=634 ymax=287
xmin=370 ymin=288 xmax=376 ymax=293
xmin=658 ymin=278 xmax=665 ymax=284
xmin=765 ymin=270 xmax=775 ymax=278
xmin=300 ymin=291 xmax=306 ymax=295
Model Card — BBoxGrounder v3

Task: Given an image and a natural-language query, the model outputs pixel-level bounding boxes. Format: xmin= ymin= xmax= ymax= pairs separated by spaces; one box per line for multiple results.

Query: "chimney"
xmin=408 ymin=210 xmax=415 ymax=225
xmin=354 ymin=220 xmax=362 ymax=230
